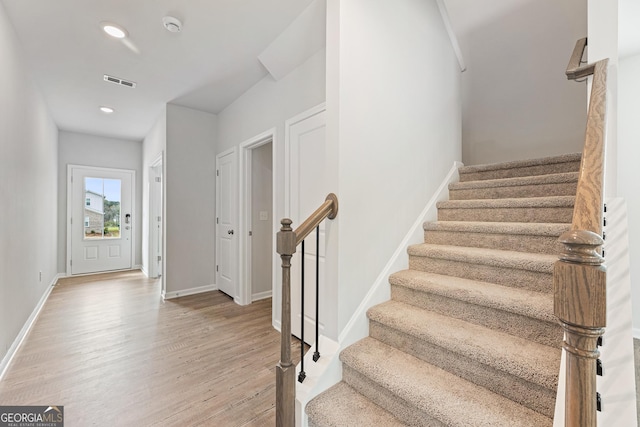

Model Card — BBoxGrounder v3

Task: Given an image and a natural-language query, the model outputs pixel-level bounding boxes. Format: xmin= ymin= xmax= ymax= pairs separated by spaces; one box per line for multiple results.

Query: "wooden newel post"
xmin=276 ymin=218 xmax=296 ymax=427
xmin=554 ymin=229 xmax=606 ymax=427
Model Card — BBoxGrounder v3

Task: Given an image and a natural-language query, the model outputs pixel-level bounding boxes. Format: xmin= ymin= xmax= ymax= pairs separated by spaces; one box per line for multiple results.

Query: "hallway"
xmin=0 ymin=271 xmax=297 ymax=426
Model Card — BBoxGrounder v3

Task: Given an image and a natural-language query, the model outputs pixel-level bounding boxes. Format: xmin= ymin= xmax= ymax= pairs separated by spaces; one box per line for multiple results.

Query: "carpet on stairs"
xmin=306 ymin=153 xmax=580 ymax=426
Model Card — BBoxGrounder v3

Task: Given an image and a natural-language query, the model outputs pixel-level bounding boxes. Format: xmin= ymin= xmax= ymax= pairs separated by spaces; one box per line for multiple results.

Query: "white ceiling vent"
xmin=103 ymin=74 xmax=137 ymax=88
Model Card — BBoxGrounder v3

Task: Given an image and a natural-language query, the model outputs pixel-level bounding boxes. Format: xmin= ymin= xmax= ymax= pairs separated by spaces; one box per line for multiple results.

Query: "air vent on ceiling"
xmin=103 ymin=74 xmax=136 ymax=88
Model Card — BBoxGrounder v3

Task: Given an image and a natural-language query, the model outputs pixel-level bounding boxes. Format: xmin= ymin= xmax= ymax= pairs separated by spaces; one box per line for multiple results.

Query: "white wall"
xmin=588 ymin=0 xmax=619 ymax=199
xmin=0 ymin=2 xmax=58 ymax=364
xmin=141 ymin=109 xmax=166 ymax=276
xmin=457 ymin=0 xmax=587 ymax=165
xmin=57 ymin=131 xmax=143 ymax=272
xmin=217 ymin=48 xmax=326 ymax=321
xmin=618 ymin=53 xmax=640 ymax=333
xmin=327 ymin=0 xmax=462 ymax=338
xmin=251 ymin=142 xmax=274 ymax=298
xmin=165 ymin=104 xmax=217 ymax=294
xmin=218 ymin=50 xmax=326 ymax=152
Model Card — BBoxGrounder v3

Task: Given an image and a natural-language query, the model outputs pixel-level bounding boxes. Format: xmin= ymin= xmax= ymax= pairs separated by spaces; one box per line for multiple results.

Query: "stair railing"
xmin=276 ymin=193 xmax=338 ymax=427
xmin=554 ymin=37 xmax=608 ymax=427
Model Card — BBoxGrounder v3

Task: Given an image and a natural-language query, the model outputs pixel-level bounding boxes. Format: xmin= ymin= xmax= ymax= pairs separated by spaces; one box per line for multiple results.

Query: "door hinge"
xmin=70 ymin=217 xmax=73 ymax=224
xmin=216 ymin=170 xmax=219 ymax=176
xmin=216 ymin=265 xmax=219 ymax=272
xmin=70 ymin=260 xmax=73 ymax=266
xmin=157 ymin=255 xmax=162 ymax=262
xmin=157 ymin=216 xmax=161 ymax=222
xmin=216 ymin=217 xmax=219 ymax=224
xmin=155 ymin=177 xmax=162 ymax=183
xmin=249 ymin=231 xmax=252 ymax=236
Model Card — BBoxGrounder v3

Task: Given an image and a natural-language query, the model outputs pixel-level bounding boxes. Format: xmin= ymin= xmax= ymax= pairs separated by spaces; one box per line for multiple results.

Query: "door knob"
xmin=228 ymin=229 xmax=234 ymax=235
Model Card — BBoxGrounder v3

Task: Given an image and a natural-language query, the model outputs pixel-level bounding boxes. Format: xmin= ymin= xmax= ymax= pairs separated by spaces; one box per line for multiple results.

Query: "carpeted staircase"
xmin=306 ymin=153 xmax=582 ymax=426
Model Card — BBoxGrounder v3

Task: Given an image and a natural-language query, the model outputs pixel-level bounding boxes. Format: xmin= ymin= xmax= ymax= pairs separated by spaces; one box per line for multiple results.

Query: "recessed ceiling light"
xmin=162 ymin=16 xmax=182 ymax=33
xmin=101 ymin=22 xmax=128 ymax=39
xmin=100 ymin=106 xmax=114 ymax=114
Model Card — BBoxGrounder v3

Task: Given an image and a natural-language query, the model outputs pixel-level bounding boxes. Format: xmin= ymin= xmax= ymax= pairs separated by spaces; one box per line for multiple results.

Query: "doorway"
xmin=67 ymin=165 xmax=135 ymax=275
xmin=148 ymin=154 xmax=164 ymax=291
xmin=239 ymin=130 xmax=276 ymax=309
xmin=284 ymin=104 xmax=327 ymax=343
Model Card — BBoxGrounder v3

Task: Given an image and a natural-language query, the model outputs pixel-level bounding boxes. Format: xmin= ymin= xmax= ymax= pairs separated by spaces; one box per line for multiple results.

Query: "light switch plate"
xmin=259 ymin=211 xmax=268 ymax=221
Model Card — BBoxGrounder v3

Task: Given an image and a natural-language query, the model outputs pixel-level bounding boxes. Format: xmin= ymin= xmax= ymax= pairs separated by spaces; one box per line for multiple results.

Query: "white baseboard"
xmin=0 ymin=273 xmax=62 ymax=381
xmin=252 ymin=290 xmax=272 ymax=302
xmin=163 ymin=284 xmax=217 ymax=300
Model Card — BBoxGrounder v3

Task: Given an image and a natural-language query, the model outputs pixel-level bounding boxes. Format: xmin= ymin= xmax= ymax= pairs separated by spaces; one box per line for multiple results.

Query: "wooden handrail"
xmin=276 ymin=193 xmax=338 ymax=427
xmin=554 ymin=38 xmax=608 ymax=427
xmin=294 ymin=193 xmax=339 ymax=246
xmin=566 ymin=38 xmax=595 ymax=81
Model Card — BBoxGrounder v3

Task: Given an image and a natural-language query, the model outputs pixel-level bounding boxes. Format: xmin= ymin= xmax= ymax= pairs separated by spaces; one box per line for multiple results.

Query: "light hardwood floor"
xmin=0 ymin=271 xmax=302 ymax=426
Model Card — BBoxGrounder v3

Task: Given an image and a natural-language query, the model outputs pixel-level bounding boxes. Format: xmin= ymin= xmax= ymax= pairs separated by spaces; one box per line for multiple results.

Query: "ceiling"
xmin=0 ymin=0 xmax=314 ymax=141
xmin=2 ymin=0 xmax=636 ymax=142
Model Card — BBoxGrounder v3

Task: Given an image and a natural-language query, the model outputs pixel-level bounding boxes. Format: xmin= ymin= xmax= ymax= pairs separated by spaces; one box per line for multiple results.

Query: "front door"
xmin=216 ymin=149 xmax=238 ymax=298
xmin=68 ymin=166 xmax=134 ymax=275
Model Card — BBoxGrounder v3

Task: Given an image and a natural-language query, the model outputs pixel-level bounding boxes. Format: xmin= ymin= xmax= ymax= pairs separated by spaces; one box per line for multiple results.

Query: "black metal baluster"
xmin=298 ymin=240 xmax=306 ymax=383
xmin=313 ymin=226 xmax=320 ymax=362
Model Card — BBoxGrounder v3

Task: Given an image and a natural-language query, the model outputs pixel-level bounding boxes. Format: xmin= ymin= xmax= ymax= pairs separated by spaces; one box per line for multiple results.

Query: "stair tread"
xmin=407 ymin=243 xmax=556 ymax=274
xmin=450 ymin=171 xmax=578 ymax=190
xmin=306 ymin=382 xmax=404 ymax=427
xmin=341 ymin=338 xmax=553 ymax=427
xmin=368 ymin=300 xmax=560 ymax=389
xmin=437 ymin=195 xmax=575 ymax=209
xmin=389 ymin=269 xmax=556 ymax=322
xmin=459 ymin=153 xmax=581 ymax=175
xmin=423 ymin=220 xmax=570 ymax=236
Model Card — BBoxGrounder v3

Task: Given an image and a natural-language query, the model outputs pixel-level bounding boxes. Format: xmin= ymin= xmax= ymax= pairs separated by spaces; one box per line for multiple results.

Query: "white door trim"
xmin=238 ymin=128 xmax=277 ymax=306
xmin=284 ymin=102 xmax=326 ymax=219
xmin=66 ymin=164 xmax=136 ymax=276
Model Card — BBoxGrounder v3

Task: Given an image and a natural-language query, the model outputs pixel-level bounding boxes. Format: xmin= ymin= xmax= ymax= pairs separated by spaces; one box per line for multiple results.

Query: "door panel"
xmin=216 ymin=150 xmax=237 ymax=298
xmin=149 ymin=160 xmax=163 ymax=280
xmin=287 ymin=108 xmax=327 ymax=343
xmin=70 ymin=166 xmax=134 ymax=275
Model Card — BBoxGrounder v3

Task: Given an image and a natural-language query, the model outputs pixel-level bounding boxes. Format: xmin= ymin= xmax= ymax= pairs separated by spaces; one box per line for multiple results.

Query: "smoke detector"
xmin=162 ymin=16 xmax=182 ymax=33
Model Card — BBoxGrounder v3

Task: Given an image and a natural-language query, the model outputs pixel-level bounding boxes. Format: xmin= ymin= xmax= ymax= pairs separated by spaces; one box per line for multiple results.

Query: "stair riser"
xmin=408 ymin=256 xmax=552 ymax=293
xmin=391 ymin=285 xmax=562 ymax=347
xmin=342 ymin=366 xmax=445 ymax=427
xmin=369 ymin=322 xmax=557 ymax=418
xmin=459 ymin=161 xmax=581 ymax=182
xmin=437 ymin=206 xmax=573 ymax=223
xmin=449 ymin=182 xmax=577 ymax=200
xmin=424 ymin=230 xmax=562 ymax=255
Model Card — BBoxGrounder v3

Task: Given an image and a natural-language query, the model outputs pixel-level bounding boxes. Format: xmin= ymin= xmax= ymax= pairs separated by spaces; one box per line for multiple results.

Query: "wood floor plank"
xmin=0 ymin=271 xmax=304 ymax=426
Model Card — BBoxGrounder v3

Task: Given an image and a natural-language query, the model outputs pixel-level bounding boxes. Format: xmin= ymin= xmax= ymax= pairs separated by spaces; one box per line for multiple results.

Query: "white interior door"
xmin=287 ymin=106 xmax=327 ymax=343
xmin=69 ymin=166 xmax=134 ymax=275
xmin=149 ymin=160 xmax=163 ymax=279
xmin=216 ymin=149 xmax=238 ymax=298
